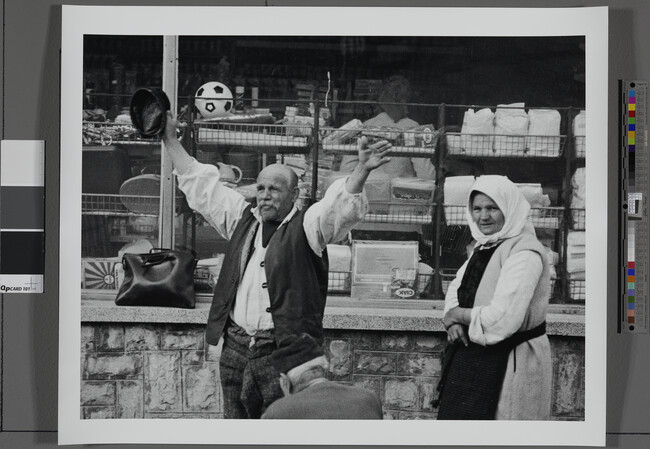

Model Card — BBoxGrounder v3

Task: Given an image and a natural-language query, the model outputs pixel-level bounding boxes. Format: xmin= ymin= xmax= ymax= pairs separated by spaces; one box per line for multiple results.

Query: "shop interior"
xmin=80 ymin=35 xmax=586 ymax=305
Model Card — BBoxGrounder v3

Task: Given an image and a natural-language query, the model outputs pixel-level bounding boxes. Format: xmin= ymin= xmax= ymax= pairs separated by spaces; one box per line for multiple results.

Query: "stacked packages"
xmin=570 ymin=167 xmax=586 ymax=229
xmin=493 ymin=102 xmax=529 ymax=154
xmin=566 ymin=231 xmax=586 ymax=301
xmin=453 ymin=103 xmax=562 ymax=157
xmin=443 ymin=176 xmax=551 ymax=226
xmin=573 ymin=110 xmax=586 ymax=158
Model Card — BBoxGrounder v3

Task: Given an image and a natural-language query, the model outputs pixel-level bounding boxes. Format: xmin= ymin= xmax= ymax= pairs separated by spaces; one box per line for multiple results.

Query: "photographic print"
xmin=59 ymin=6 xmax=607 ymax=446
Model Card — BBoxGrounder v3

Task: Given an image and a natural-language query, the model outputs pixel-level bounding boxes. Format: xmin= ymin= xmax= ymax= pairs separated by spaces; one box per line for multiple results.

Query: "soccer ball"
xmin=194 ymin=81 xmax=233 ymax=118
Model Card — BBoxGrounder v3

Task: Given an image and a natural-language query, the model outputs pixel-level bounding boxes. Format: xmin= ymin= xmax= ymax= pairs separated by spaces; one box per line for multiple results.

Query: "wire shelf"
xmin=549 ymin=278 xmax=561 ymax=303
xmin=127 ymin=216 xmax=159 ymax=235
xmin=194 ymin=122 xmax=310 ymax=149
xmin=445 ymin=132 xmax=566 ymax=158
xmin=322 ymin=143 xmax=436 ymax=157
xmin=569 ymin=279 xmax=585 ymax=302
xmin=320 ymin=125 xmax=438 ymax=157
xmin=82 ymin=121 xmax=160 ymax=146
xmin=574 ymin=136 xmax=586 ymax=158
xmin=440 ymin=225 xmax=474 ymax=254
xmin=328 ymin=271 xmax=352 ymax=294
xmin=364 ymin=201 xmax=434 ymax=224
xmin=442 ymin=269 xmax=559 ymax=299
xmin=416 ymin=273 xmax=434 ymax=298
xmin=328 ymin=271 xmax=435 ymax=298
xmin=82 ymin=193 xmax=160 ymax=217
xmin=440 ymin=269 xmax=457 ymax=295
xmin=444 ymin=205 xmax=564 ymax=229
xmin=571 ymin=209 xmax=586 ymax=230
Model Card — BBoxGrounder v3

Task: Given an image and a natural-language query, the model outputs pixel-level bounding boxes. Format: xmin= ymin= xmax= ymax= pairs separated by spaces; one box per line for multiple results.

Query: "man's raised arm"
xmin=345 ymin=136 xmax=392 ymax=194
xmin=161 ymin=112 xmax=193 ymax=174
xmin=303 ymin=136 xmax=392 ymax=254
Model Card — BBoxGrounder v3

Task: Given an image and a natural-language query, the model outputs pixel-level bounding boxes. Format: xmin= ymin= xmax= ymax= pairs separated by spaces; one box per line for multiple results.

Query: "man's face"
xmin=255 ymin=166 xmax=297 ymax=222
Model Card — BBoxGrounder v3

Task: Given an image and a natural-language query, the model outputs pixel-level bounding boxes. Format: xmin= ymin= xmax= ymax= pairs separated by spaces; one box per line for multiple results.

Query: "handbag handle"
xmin=140 ymin=248 xmax=198 ymax=267
xmin=141 ymin=252 xmax=174 ymax=267
xmin=149 ymin=247 xmax=197 ymax=256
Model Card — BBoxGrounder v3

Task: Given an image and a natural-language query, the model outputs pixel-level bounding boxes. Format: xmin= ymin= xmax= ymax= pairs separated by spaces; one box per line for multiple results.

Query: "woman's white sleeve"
xmin=443 ymin=260 xmax=469 ymax=315
xmin=468 ymin=250 xmax=544 ymax=346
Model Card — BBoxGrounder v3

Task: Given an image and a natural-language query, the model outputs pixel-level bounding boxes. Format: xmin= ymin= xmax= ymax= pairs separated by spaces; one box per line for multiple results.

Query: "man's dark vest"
xmin=205 ymin=205 xmax=329 ymax=346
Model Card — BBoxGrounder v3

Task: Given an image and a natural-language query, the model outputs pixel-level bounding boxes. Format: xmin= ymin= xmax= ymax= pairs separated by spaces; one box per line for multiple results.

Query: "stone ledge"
xmin=81 ymin=298 xmax=584 ymax=337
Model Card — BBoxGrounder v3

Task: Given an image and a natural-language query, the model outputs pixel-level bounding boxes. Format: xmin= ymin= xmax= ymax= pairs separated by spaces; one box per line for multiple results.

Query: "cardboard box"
xmin=402 ymin=124 xmax=437 ymax=148
xmin=391 ymin=178 xmax=435 ymax=203
xmin=366 ymin=178 xmax=393 ymax=215
xmin=366 ymin=179 xmax=392 ymax=203
xmin=388 ymin=203 xmax=433 ymax=217
xmin=195 ymin=256 xmax=224 ymax=292
xmin=391 ymin=268 xmax=418 ymax=299
xmin=388 ymin=178 xmax=435 ymax=217
xmin=350 ymin=240 xmax=419 ymax=299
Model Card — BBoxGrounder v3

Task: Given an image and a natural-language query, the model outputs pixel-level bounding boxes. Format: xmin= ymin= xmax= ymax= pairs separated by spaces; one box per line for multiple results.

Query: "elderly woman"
xmin=436 ymin=175 xmax=552 ymax=420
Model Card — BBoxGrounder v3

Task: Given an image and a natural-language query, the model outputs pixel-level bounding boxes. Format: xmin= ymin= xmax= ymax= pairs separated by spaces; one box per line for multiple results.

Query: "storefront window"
xmin=81 ymin=36 xmax=163 ymax=291
xmin=81 ymin=35 xmax=586 ymax=305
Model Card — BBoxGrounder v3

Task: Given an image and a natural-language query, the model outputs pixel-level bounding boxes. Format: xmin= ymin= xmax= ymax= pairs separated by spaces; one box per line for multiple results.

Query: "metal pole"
xmin=562 ymin=107 xmax=576 ymax=303
xmin=159 ymin=35 xmax=178 ymax=249
xmin=312 ymin=100 xmax=321 ymax=206
xmin=433 ymin=104 xmax=446 ymax=299
xmin=184 ymin=95 xmax=194 ymax=252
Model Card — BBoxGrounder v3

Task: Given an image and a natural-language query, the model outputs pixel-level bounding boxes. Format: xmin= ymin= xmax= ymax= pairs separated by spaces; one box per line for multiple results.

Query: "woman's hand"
xmin=446 ymin=324 xmax=469 ymax=346
xmin=357 ymin=136 xmax=391 ymax=172
xmin=443 ymin=306 xmax=472 ymax=330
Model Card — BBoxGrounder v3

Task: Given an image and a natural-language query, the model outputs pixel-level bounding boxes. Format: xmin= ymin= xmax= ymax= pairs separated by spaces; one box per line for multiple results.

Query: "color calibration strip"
xmin=627 ymin=90 xmax=637 ymax=330
xmin=620 ymin=81 xmax=648 ymax=333
xmin=629 ymin=88 xmax=636 ymax=152
xmin=628 ymin=261 xmax=637 ymax=325
xmin=0 ymin=140 xmax=44 ymax=293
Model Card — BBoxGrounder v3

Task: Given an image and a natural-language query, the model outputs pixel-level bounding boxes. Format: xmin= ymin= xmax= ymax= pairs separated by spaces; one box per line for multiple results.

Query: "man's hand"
xmin=446 ymin=324 xmax=469 ymax=346
xmin=160 ymin=111 xmax=193 ymax=173
xmin=162 ymin=111 xmax=179 ymax=143
xmin=357 ymin=136 xmax=392 ymax=172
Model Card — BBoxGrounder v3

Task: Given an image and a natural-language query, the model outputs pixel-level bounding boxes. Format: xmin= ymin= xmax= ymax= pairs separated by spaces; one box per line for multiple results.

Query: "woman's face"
xmin=471 ymin=193 xmax=505 ymax=235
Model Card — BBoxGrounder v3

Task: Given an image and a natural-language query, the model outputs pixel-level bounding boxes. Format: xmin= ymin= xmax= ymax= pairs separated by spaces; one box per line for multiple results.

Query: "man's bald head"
xmin=255 ymin=164 xmax=300 ymax=222
xmin=257 ymin=164 xmax=299 ymax=190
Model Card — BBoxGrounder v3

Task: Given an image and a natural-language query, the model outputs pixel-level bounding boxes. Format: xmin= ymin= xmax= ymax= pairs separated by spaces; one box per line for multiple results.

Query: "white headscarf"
xmin=465 ymin=175 xmax=531 ymax=246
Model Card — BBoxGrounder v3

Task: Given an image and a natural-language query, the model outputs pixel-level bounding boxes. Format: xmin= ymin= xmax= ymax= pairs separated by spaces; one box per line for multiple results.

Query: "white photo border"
xmin=59 ymin=5 xmax=608 ymax=446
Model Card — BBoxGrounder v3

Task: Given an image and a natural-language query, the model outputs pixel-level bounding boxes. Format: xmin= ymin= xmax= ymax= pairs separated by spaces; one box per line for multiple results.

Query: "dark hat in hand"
xmin=272 ymin=333 xmax=324 ymax=374
xmin=129 ymin=87 xmax=171 ymax=138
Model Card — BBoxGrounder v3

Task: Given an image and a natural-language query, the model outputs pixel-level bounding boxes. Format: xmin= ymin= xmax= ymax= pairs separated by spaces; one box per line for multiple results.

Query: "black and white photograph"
xmin=59 ymin=6 xmax=608 ymax=446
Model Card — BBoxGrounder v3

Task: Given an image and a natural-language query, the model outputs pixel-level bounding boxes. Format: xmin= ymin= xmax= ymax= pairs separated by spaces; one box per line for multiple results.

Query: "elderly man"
xmin=261 ymin=333 xmax=383 ymax=419
xmin=161 ymin=113 xmax=391 ymax=418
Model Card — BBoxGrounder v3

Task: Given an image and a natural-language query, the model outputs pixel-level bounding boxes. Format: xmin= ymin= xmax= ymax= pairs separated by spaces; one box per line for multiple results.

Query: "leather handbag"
xmin=116 ymin=248 xmax=198 ymax=308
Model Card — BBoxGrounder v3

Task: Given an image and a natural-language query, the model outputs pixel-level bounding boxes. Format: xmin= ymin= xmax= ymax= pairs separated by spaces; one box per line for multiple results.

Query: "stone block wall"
xmin=80 ymin=323 xmax=585 ymax=420
xmin=323 ymin=330 xmax=585 ymax=420
xmin=81 ymin=324 xmax=223 ymax=419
